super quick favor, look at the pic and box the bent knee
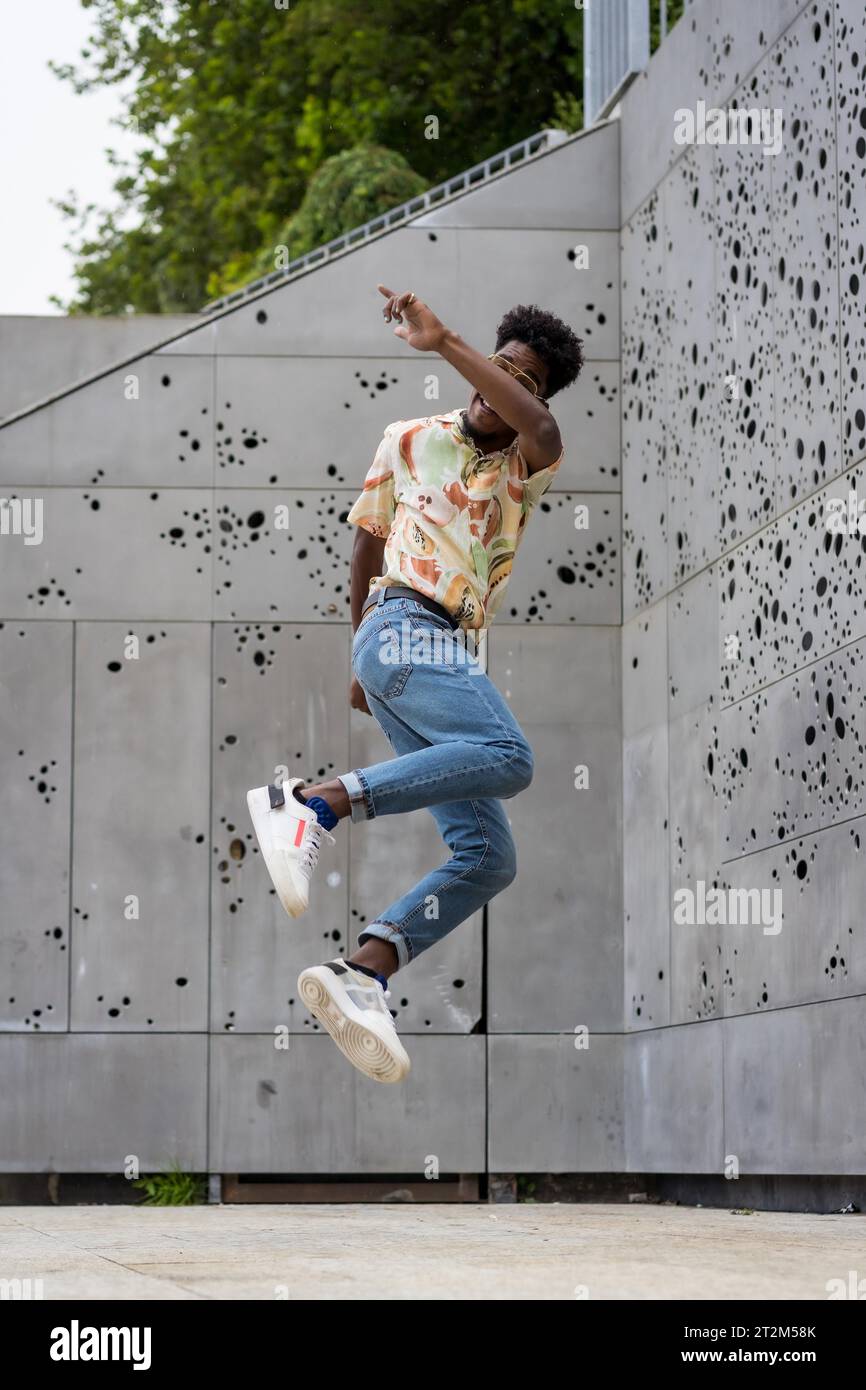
[454,835,516,889]
[501,740,534,797]
[486,838,517,888]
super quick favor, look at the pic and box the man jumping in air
[248,285,584,1083]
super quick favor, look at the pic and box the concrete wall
[3,0,857,1185]
[0,315,197,421]
[0,124,623,1175]
[621,0,866,1176]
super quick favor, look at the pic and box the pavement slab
[0,1204,862,1300]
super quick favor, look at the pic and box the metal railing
[204,128,569,313]
[584,0,692,126]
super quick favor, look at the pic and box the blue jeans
[340,592,534,968]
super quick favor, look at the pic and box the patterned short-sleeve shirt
[346,409,562,630]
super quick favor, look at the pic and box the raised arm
[377,285,562,471]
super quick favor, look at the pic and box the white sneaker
[246,779,335,919]
[297,959,411,1084]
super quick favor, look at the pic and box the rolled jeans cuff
[338,769,375,822]
[359,921,412,969]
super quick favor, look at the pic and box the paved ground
[1,1203,861,1299]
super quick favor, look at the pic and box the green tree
[209,144,428,301]
[52,0,583,314]
[650,0,686,53]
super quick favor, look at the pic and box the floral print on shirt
[346,409,562,630]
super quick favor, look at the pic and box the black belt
[360,584,459,630]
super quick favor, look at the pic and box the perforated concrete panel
[497,492,621,626]
[213,355,456,489]
[720,815,865,1015]
[664,145,717,585]
[212,355,619,495]
[835,0,866,466]
[0,622,72,1031]
[0,109,626,1176]
[0,489,214,621]
[211,489,354,623]
[669,565,720,718]
[719,462,866,707]
[618,0,808,223]
[5,0,861,1181]
[618,0,862,1184]
[446,231,620,362]
[71,624,210,1031]
[714,65,777,551]
[210,622,350,1034]
[210,231,619,364]
[621,190,667,618]
[721,638,866,857]
[770,5,842,509]
[208,229,618,362]
[623,598,669,738]
[211,230,461,357]
[567,363,621,490]
[487,627,622,1033]
[209,1034,485,1173]
[0,355,214,489]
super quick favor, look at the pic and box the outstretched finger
[377,284,396,319]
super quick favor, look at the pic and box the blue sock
[301,793,338,832]
[347,960,389,992]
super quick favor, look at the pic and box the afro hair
[495,304,584,397]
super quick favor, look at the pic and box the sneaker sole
[298,968,410,1084]
[246,786,307,919]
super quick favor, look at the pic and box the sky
[0,0,137,315]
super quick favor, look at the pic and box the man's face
[465,338,549,440]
